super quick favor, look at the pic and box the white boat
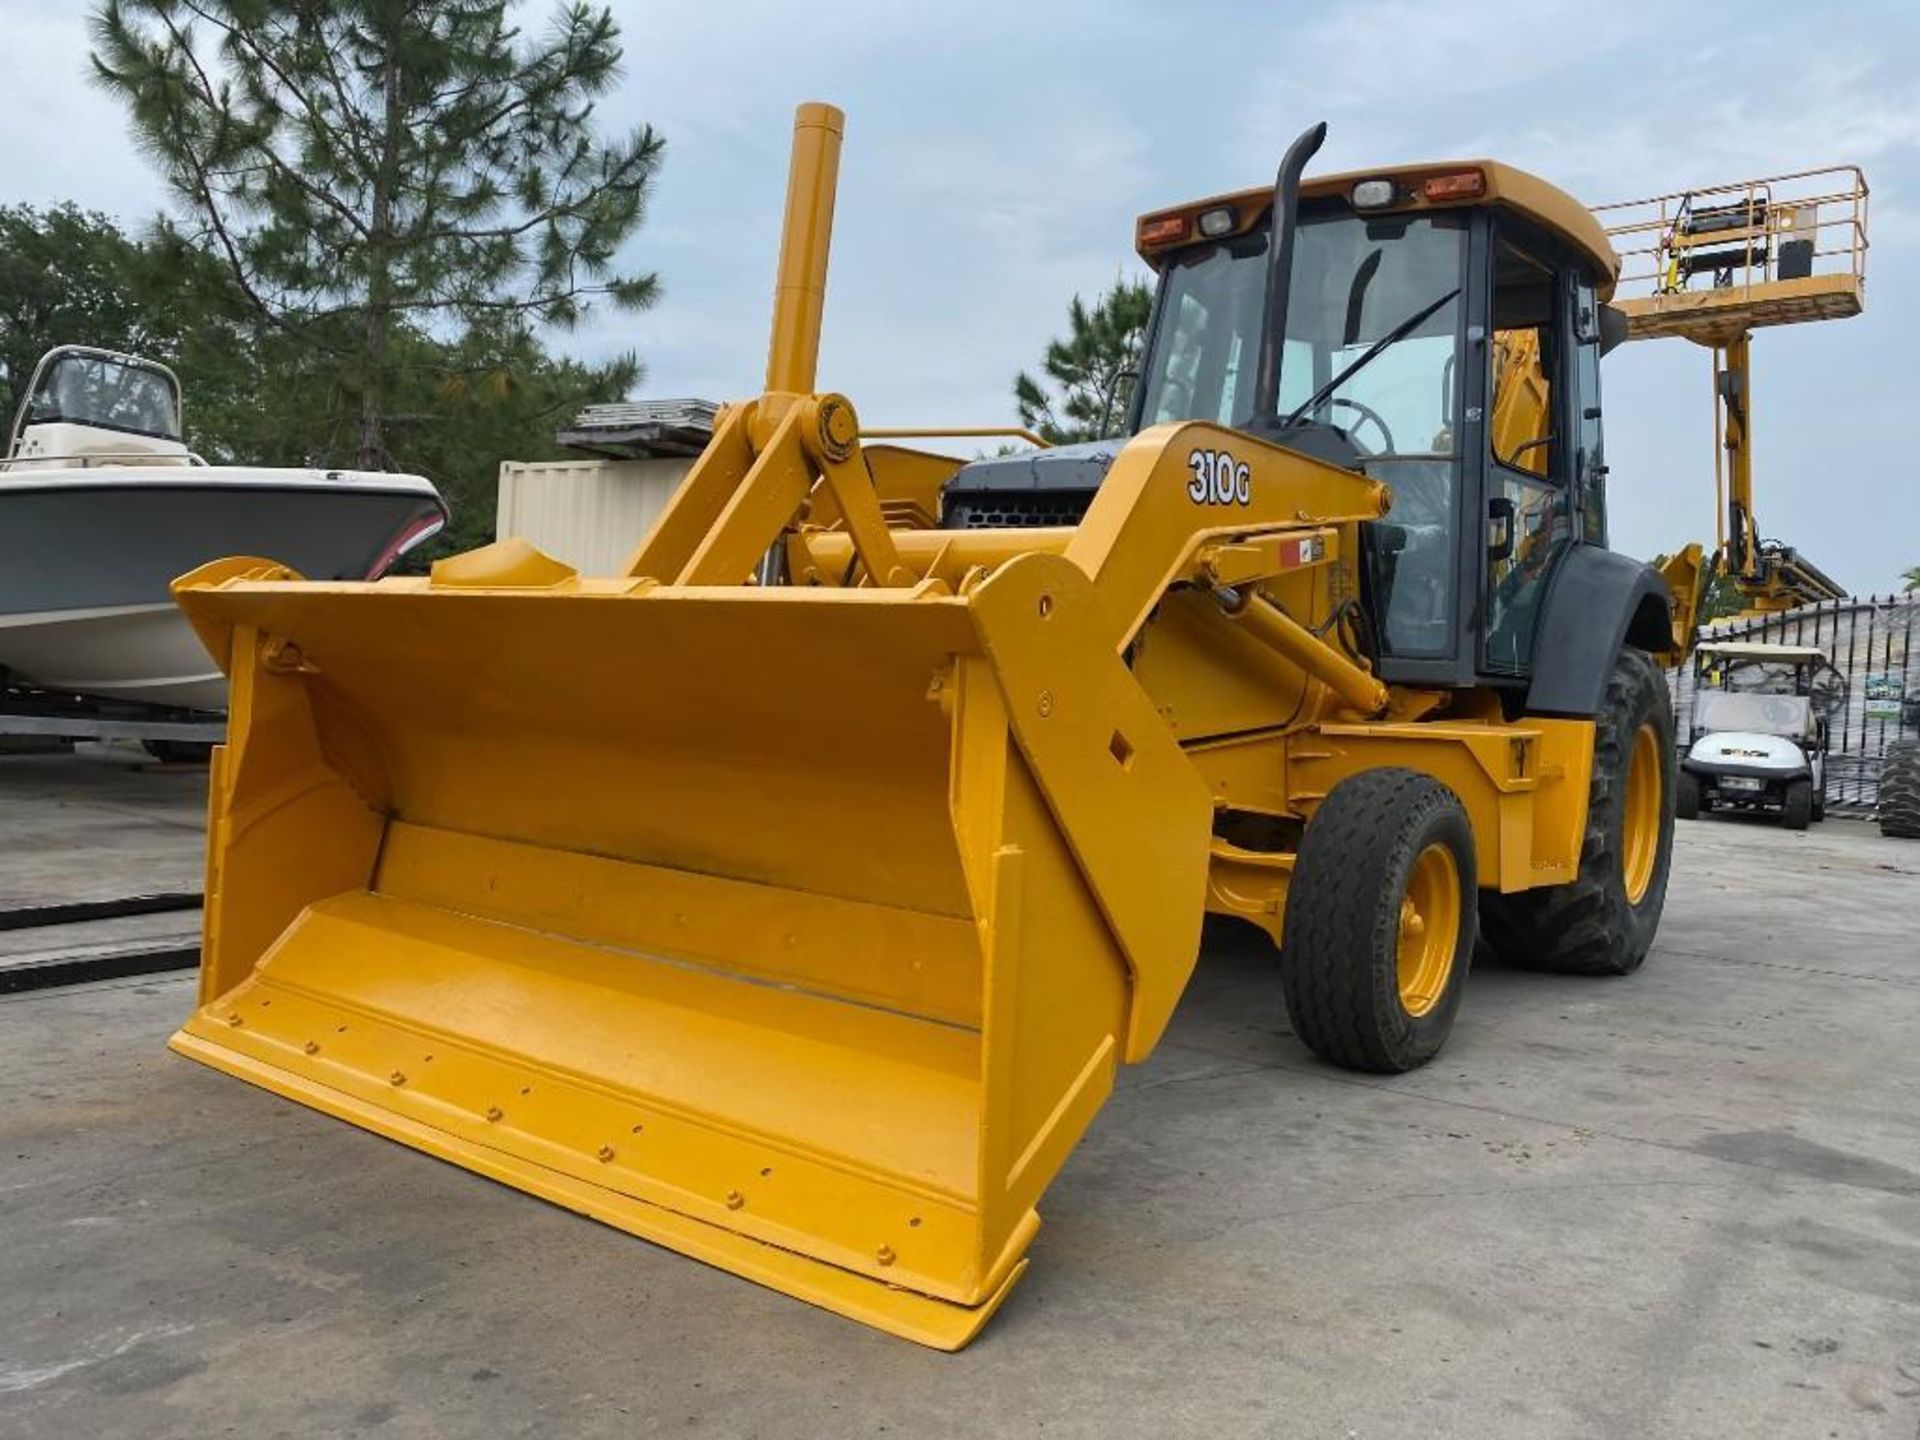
[0,346,447,711]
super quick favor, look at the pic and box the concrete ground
[0,742,205,908]
[0,744,205,984]
[2,776,1918,1437]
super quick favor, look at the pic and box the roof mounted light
[1197,205,1235,238]
[1351,179,1396,208]
[1422,170,1486,201]
[1139,213,1190,246]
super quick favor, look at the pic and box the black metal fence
[1668,595,1917,813]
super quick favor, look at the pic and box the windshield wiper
[1282,285,1462,430]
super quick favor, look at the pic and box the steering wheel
[1330,397,1396,456]
[1760,696,1801,729]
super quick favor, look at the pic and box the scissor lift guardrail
[1593,165,1868,345]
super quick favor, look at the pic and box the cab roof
[1135,159,1620,297]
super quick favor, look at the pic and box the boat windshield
[22,351,182,442]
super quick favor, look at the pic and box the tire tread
[1882,739,1920,839]
[1479,649,1675,976]
[1280,768,1475,1073]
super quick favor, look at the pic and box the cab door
[1481,233,1578,676]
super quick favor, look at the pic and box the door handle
[1487,496,1517,563]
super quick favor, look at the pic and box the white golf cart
[1678,641,1846,830]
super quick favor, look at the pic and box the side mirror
[1598,303,1630,356]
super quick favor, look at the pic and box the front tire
[1676,771,1701,820]
[1279,768,1477,1074]
[1781,778,1813,831]
[1480,648,1675,976]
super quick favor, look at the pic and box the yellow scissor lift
[1592,167,1869,635]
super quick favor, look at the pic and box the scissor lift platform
[1595,166,1868,346]
[1612,272,1863,345]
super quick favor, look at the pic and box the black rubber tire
[1479,648,1675,976]
[1676,771,1701,820]
[1882,739,1920,839]
[1279,768,1476,1074]
[1780,779,1813,831]
[1812,781,1827,823]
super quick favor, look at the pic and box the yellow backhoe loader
[168,105,1681,1349]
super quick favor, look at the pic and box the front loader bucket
[171,551,1212,1348]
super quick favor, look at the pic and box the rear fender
[1526,547,1675,717]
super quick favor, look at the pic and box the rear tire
[1882,740,1920,839]
[1279,768,1476,1074]
[1676,771,1701,820]
[1781,779,1813,831]
[1480,648,1675,976]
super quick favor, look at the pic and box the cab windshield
[1135,206,1467,656]
[1136,206,1465,454]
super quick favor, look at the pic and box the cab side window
[1482,232,1574,674]
[1490,237,1555,476]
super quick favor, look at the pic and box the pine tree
[1014,278,1152,445]
[90,0,662,471]
[0,201,633,560]
[0,203,261,450]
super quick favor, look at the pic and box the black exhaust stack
[1249,121,1328,432]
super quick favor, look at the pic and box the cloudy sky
[3,0,1916,589]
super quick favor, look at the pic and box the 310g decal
[1188,447,1251,506]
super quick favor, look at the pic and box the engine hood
[938,438,1121,530]
[941,439,1119,498]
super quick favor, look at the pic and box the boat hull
[0,601,226,710]
[0,470,445,711]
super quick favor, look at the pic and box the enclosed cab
[1126,159,1674,699]
[943,158,1672,705]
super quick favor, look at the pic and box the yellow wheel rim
[1622,721,1663,906]
[1397,842,1461,1019]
